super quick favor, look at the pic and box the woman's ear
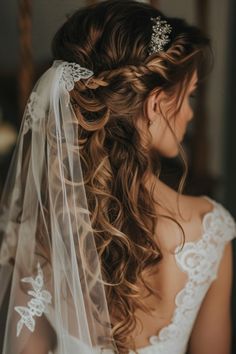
[146,90,166,125]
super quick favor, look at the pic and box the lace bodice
[127,195,236,354]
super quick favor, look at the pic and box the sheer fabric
[0,60,117,354]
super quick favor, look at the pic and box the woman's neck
[143,172,183,215]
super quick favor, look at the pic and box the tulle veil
[0,60,118,354]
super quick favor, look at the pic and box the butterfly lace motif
[146,198,236,350]
[59,62,94,92]
[14,262,52,337]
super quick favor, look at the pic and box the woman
[0,1,235,353]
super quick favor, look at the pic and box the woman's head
[51,1,212,352]
[52,0,212,160]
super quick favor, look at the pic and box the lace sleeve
[202,198,236,283]
[202,196,236,244]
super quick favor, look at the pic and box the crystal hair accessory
[148,16,172,55]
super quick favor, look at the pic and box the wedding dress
[44,195,236,354]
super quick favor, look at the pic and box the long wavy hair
[51,0,213,352]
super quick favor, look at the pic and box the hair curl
[52,0,213,352]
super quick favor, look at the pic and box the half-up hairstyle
[51,0,213,352]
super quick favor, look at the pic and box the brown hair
[52,0,213,352]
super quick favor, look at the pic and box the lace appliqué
[59,62,94,92]
[148,198,236,347]
[22,61,94,134]
[23,92,46,134]
[14,262,52,337]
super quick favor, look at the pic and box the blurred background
[0,0,235,352]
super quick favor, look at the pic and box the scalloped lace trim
[145,196,236,349]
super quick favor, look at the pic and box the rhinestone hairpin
[148,16,172,55]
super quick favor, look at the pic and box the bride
[0,1,235,353]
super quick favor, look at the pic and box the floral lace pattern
[15,262,52,337]
[134,197,236,354]
[59,62,94,91]
[22,61,94,134]
[23,92,46,134]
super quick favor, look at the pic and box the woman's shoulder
[179,193,236,246]
[154,191,236,254]
[182,193,215,223]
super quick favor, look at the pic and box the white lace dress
[126,196,236,354]
[15,196,236,354]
